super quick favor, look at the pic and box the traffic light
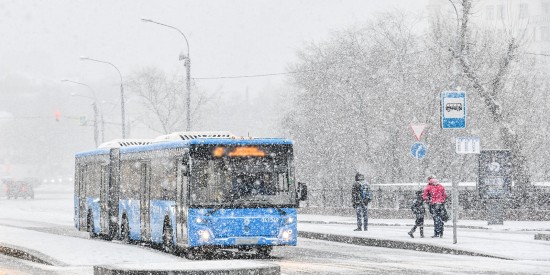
[54,111,61,122]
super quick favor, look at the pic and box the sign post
[409,122,427,189]
[454,136,480,244]
[440,90,468,244]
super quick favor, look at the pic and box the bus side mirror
[181,164,189,176]
[298,182,308,201]
[181,150,190,176]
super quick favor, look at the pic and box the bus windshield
[189,144,295,207]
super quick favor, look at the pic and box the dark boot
[408,231,414,238]
[420,227,424,238]
[354,227,362,231]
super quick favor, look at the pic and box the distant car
[5,181,34,199]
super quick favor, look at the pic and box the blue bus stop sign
[441,91,466,129]
[411,142,427,160]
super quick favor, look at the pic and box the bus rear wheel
[256,246,272,257]
[162,220,175,254]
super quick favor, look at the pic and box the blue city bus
[74,132,307,256]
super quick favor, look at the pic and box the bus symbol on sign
[445,103,463,112]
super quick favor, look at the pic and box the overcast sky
[0,0,428,94]
[0,0,431,151]
[2,0,432,176]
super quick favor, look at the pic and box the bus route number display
[213,146,266,157]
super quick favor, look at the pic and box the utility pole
[142,18,192,131]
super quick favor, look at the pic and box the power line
[524,52,550,57]
[193,69,316,80]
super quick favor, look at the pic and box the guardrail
[304,184,550,211]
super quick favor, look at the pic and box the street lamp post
[80,57,127,138]
[141,18,192,131]
[62,79,100,147]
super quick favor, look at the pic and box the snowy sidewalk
[297,214,550,261]
[0,225,278,274]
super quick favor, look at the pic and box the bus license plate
[235,237,259,245]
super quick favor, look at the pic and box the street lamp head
[80,56,89,60]
[141,18,153,23]
[61,79,69,82]
[179,52,188,61]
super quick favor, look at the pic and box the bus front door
[175,158,188,245]
[140,162,151,241]
[100,164,109,236]
[78,165,87,230]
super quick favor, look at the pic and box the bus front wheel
[162,220,175,254]
[120,216,130,243]
[87,211,97,238]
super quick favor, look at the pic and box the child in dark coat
[408,190,425,238]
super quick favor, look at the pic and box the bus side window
[178,157,188,202]
[190,159,211,203]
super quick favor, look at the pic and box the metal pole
[120,82,126,138]
[61,79,100,147]
[452,176,458,244]
[80,57,126,138]
[141,18,191,131]
[92,102,99,147]
[101,113,105,143]
[185,58,191,131]
[448,0,461,245]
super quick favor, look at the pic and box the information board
[478,150,512,199]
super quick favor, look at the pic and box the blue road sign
[411,142,427,160]
[441,91,466,129]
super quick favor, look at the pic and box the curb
[534,233,550,241]
[94,262,280,275]
[298,231,512,260]
[0,242,66,266]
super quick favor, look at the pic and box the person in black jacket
[408,190,425,238]
[351,173,371,231]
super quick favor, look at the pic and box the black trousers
[411,215,424,235]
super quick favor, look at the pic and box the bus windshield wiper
[206,205,222,216]
[207,197,286,216]
[256,198,286,215]
[206,195,238,216]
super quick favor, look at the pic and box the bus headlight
[282,229,293,241]
[195,217,208,224]
[198,230,211,242]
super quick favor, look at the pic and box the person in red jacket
[423,176,447,238]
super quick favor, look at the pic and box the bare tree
[127,67,185,134]
[450,0,531,189]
